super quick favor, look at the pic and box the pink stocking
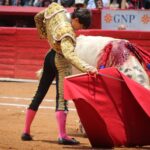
[23,109,36,134]
[56,111,71,140]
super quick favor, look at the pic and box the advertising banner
[101,9,150,31]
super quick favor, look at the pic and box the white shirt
[86,0,96,8]
[102,0,110,7]
[66,12,71,22]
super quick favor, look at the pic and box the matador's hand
[87,66,98,75]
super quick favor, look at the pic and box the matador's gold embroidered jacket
[34,2,93,73]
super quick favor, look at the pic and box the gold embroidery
[34,9,47,39]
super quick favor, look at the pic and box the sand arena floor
[0,81,149,150]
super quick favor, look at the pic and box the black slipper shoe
[21,133,32,141]
[58,137,80,145]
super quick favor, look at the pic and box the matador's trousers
[29,49,72,111]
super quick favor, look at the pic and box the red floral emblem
[104,14,112,23]
[141,14,150,24]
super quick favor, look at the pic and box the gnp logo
[104,13,136,24]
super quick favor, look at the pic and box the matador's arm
[61,37,96,73]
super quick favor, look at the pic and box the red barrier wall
[0,27,48,79]
[0,27,150,79]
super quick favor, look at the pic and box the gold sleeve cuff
[61,37,93,73]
